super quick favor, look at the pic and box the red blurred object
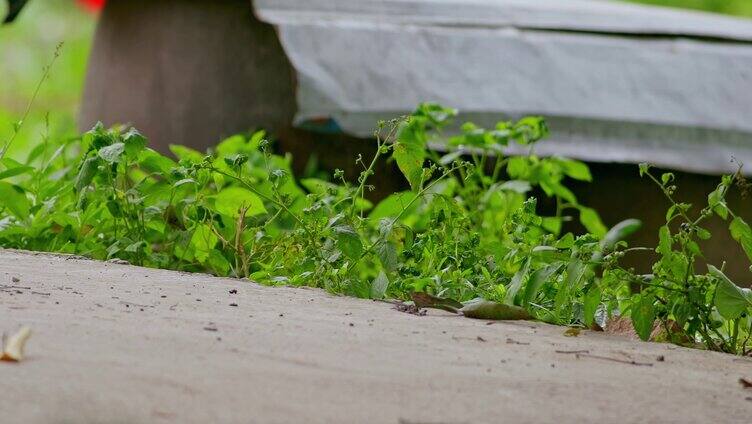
[77,0,105,12]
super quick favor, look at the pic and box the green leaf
[98,142,125,163]
[631,295,656,341]
[600,219,642,252]
[0,164,34,180]
[556,158,592,182]
[169,144,204,163]
[554,260,587,314]
[0,158,34,181]
[460,299,532,321]
[190,224,218,263]
[138,149,177,175]
[657,226,672,256]
[376,239,398,273]
[75,156,100,192]
[214,187,267,218]
[540,179,577,204]
[393,120,426,191]
[638,163,651,177]
[579,207,607,238]
[695,227,711,240]
[709,265,752,320]
[506,157,529,179]
[369,191,418,220]
[707,182,729,220]
[123,128,147,158]
[522,262,564,307]
[333,225,363,260]
[0,182,30,218]
[661,172,674,186]
[729,217,752,263]
[208,249,231,275]
[498,180,532,194]
[504,258,530,305]
[371,271,390,299]
[583,285,602,327]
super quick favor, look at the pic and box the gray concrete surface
[1,250,750,423]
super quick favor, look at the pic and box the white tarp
[255,0,752,174]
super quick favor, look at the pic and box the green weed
[0,104,749,354]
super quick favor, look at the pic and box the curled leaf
[460,299,532,321]
[1,327,31,362]
[410,292,463,313]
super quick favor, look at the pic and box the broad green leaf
[657,226,672,256]
[300,178,335,195]
[414,103,457,126]
[138,149,177,175]
[123,128,147,158]
[522,262,564,307]
[555,260,586,314]
[0,164,34,180]
[370,192,418,220]
[216,135,248,156]
[540,179,577,204]
[376,239,398,273]
[579,207,607,238]
[556,158,592,182]
[333,225,363,260]
[583,285,601,327]
[460,299,532,321]
[601,219,642,252]
[707,182,729,220]
[393,120,426,191]
[377,241,399,273]
[504,258,530,305]
[709,265,752,320]
[190,224,218,263]
[506,157,529,179]
[75,156,100,192]
[541,217,562,235]
[371,271,390,299]
[98,142,125,163]
[174,178,196,188]
[513,116,548,145]
[729,217,752,263]
[169,144,204,163]
[214,187,267,218]
[631,295,655,341]
[695,227,711,240]
[208,249,231,275]
[0,182,30,218]
[498,180,532,194]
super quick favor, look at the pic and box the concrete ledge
[1,250,750,423]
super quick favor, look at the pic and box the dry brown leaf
[1,326,32,362]
[563,327,581,337]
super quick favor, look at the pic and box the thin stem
[1,42,63,160]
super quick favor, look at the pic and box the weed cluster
[0,104,749,354]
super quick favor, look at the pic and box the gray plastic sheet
[255,0,752,174]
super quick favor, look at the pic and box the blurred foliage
[0,0,95,160]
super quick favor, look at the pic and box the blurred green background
[0,0,751,160]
